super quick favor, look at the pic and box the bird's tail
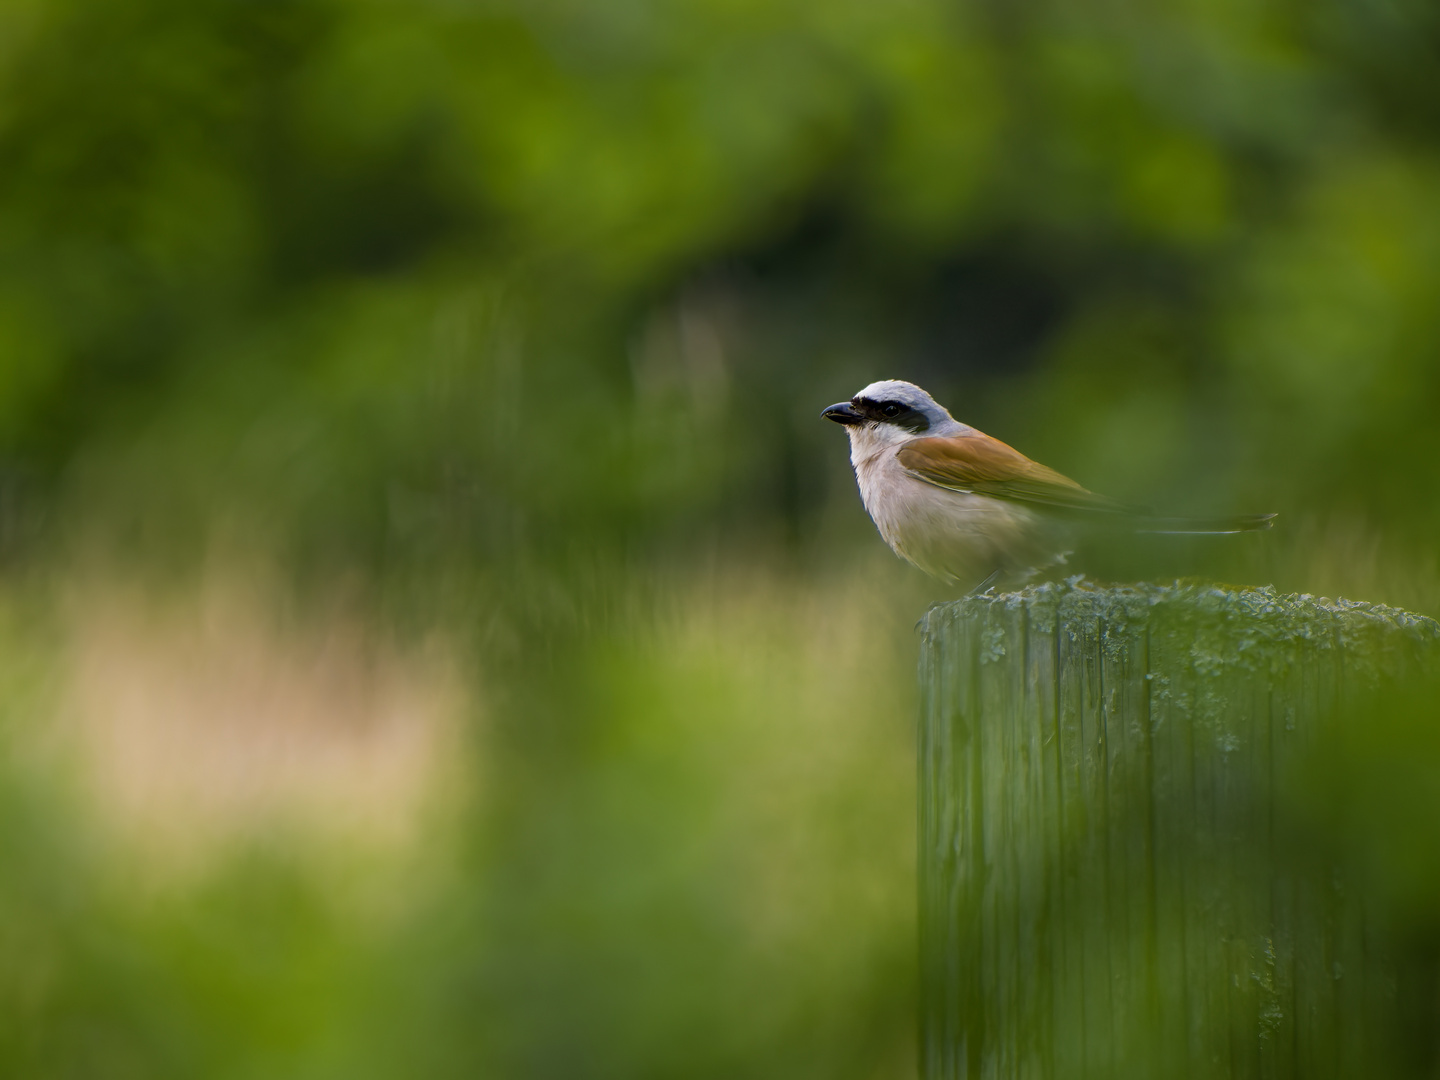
[1131,513,1277,535]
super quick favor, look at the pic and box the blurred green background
[0,0,1439,1076]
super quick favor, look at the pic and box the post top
[919,578,1440,667]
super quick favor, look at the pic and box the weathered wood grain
[918,581,1440,1080]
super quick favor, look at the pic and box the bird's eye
[882,403,903,418]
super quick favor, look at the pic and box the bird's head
[821,380,957,446]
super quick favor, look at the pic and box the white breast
[848,436,1067,586]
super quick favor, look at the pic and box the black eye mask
[854,398,931,433]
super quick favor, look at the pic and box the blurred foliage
[3,0,1440,587]
[0,0,1437,1076]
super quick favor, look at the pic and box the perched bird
[822,380,1274,590]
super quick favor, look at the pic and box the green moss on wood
[917,579,1440,1080]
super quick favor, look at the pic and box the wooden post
[917,580,1439,1080]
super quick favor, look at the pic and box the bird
[822,379,1275,591]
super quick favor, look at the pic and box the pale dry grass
[46,565,471,878]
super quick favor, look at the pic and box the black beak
[822,401,862,426]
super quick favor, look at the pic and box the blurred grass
[0,0,1437,1074]
[0,554,925,1079]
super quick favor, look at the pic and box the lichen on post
[917,580,1440,1080]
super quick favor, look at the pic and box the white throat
[846,422,917,466]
